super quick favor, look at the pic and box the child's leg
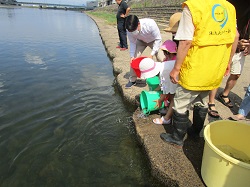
[163,94,175,120]
[152,94,175,125]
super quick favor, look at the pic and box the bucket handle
[142,108,150,116]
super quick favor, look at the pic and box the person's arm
[150,38,161,59]
[120,2,130,18]
[154,94,167,108]
[150,21,162,58]
[120,7,130,18]
[238,39,250,56]
[124,7,130,18]
[230,29,239,59]
[169,5,194,84]
[224,29,239,76]
[247,39,250,55]
[127,32,136,58]
[169,40,192,84]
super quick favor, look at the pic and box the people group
[115,0,250,147]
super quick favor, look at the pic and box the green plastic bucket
[146,76,160,91]
[140,90,164,115]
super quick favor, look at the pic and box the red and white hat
[131,57,161,79]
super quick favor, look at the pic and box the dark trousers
[117,20,128,48]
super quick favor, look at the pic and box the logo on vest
[212,4,228,29]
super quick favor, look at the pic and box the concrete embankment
[86,13,250,186]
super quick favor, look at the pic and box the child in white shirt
[130,40,178,124]
[152,40,177,125]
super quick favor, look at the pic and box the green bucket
[140,90,164,115]
[146,76,160,91]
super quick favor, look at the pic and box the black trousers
[117,19,128,48]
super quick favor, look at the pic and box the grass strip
[87,11,116,26]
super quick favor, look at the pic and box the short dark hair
[125,15,139,32]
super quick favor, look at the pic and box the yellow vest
[179,0,236,90]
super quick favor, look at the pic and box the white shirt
[175,6,195,41]
[127,18,162,57]
[159,60,177,94]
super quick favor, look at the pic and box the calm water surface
[0,7,161,186]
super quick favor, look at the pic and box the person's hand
[247,41,250,55]
[169,67,180,84]
[120,14,125,18]
[153,99,163,109]
[238,39,250,56]
[243,42,250,56]
[130,57,135,64]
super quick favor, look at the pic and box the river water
[0,7,161,186]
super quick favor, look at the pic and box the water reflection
[25,54,46,65]
[6,8,16,18]
[0,75,5,93]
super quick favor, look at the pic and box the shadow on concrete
[123,73,147,88]
[123,72,130,80]
[207,115,223,123]
[182,138,205,184]
[135,94,141,107]
[160,123,206,185]
[216,87,242,115]
[216,87,250,119]
[135,79,147,88]
[159,107,206,184]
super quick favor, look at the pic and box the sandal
[218,94,234,108]
[153,116,171,125]
[208,103,220,118]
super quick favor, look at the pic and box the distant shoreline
[0,5,20,8]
